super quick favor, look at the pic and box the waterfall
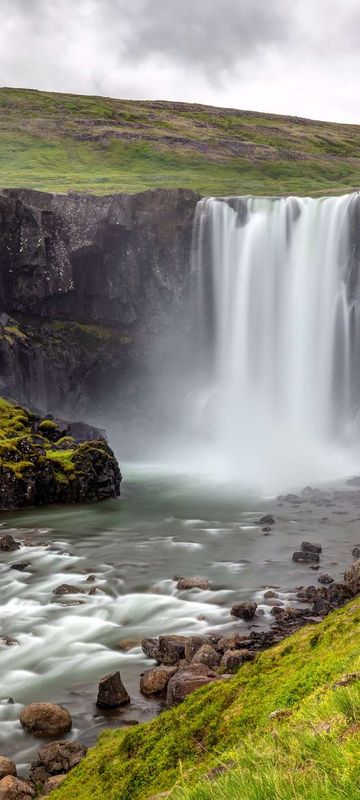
[188,193,360,491]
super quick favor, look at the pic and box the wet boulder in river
[53,584,85,596]
[11,562,31,572]
[96,671,130,708]
[176,576,210,590]
[184,635,210,662]
[230,601,257,620]
[140,665,178,696]
[158,635,188,665]
[0,535,20,552]
[20,703,72,737]
[318,573,334,585]
[292,551,319,564]
[301,541,322,554]
[255,514,275,525]
[141,638,161,662]
[29,740,87,786]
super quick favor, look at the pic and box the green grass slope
[1,87,360,196]
[52,596,360,800]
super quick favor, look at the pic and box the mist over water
[167,192,360,493]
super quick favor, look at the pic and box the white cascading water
[189,193,360,492]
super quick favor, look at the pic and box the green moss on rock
[0,396,121,510]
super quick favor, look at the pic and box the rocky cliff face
[0,188,199,416]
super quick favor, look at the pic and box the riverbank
[2,470,360,796]
[51,584,360,800]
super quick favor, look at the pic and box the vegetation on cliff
[51,595,360,800]
[0,396,121,509]
[1,88,360,196]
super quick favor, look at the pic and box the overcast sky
[0,0,359,123]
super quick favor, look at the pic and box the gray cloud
[116,0,289,70]
[0,0,359,123]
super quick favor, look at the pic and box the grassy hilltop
[1,87,360,196]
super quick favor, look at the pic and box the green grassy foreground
[52,595,360,800]
[1,87,360,196]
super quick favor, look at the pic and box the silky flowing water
[3,470,360,773]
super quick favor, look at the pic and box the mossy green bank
[1,87,360,196]
[51,595,360,800]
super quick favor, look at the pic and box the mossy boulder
[0,397,121,510]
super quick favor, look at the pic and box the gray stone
[96,671,130,708]
[192,644,221,670]
[158,635,188,665]
[140,666,178,696]
[301,541,322,554]
[230,601,257,620]
[184,636,209,662]
[292,551,320,564]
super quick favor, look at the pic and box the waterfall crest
[189,193,360,491]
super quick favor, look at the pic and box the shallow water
[1,466,360,773]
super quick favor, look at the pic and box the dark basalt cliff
[0,187,199,416]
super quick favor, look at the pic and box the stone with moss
[0,396,121,510]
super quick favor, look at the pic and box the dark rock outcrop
[0,188,199,416]
[0,397,121,510]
